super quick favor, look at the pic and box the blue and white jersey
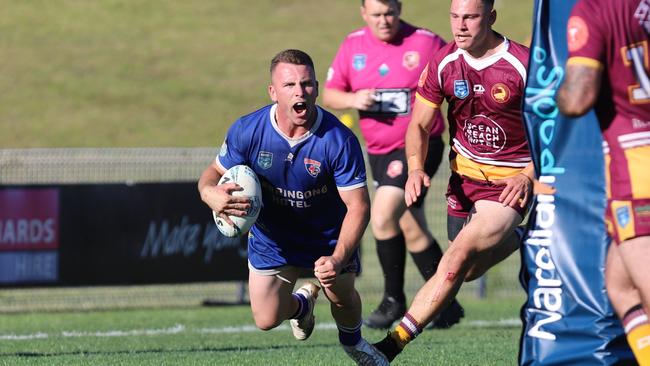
[216,104,367,269]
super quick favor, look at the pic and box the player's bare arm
[557,62,602,117]
[404,98,438,206]
[197,162,249,224]
[314,186,370,288]
[322,87,377,111]
[494,162,535,208]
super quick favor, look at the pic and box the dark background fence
[0,147,523,311]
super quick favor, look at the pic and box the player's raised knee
[252,313,282,331]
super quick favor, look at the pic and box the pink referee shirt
[326,21,446,155]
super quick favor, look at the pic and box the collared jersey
[326,21,446,154]
[216,104,367,269]
[416,37,531,181]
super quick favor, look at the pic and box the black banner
[0,183,248,286]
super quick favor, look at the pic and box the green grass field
[0,295,523,366]
[0,0,533,147]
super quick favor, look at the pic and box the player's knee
[327,289,359,310]
[329,294,353,309]
[401,222,429,246]
[252,312,281,331]
[444,245,476,279]
[372,200,402,228]
[371,211,396,233]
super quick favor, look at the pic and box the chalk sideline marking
[0,318,520,341]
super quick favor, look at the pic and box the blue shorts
[247,231,361,274]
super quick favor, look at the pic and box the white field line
[0,318,520,341]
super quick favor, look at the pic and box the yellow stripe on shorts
[624,145,650,198]
[451,153,524,181]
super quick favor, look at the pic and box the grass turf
[0,295,523,365]
[0,0,533,148]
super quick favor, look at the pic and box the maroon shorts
[604,139,650,243]
[606,199,650,244]
[445,171,528,219]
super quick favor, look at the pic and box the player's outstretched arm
[557,63,602,117]
[404,98,438,206]
[314,186,370,288]
[322,87,377,111]
[197,162,249,225]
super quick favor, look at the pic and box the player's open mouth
[293,102,307,115]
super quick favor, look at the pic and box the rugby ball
[213,165,262,237]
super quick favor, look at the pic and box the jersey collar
[458,35,510,71]
[269,103,323,148]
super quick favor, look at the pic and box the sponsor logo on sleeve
[567,16,589,52]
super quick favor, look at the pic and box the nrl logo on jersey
[353,54,367,71]
[616,205,631,228]
[304,158,321,178]
[257,151,273,170]
[454,80,469,99]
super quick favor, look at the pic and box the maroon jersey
[416,37,530,181]
[567,0,650,139]
[568,0,650,242]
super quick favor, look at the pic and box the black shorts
[367,136,444,207]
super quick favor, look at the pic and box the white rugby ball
[213,165,262,237]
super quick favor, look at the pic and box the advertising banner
[0,188,59,283]
[0,184,248,286]
[519,0,633,364]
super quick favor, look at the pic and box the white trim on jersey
[437,37,527,84]
[269,104,323,148]
[215,156,226,173]
[337,181,367,191]
[453,138,531,167]
[602,141,610,155]
[437,49,463,88]
[618,131,650,149]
